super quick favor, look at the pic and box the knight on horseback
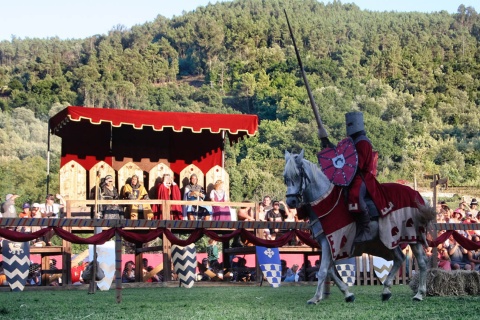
[319,111,393,243]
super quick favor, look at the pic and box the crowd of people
[432,198,480,271]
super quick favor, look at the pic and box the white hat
[6,194,13,201]
[32,203,40,208]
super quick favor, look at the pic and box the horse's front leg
[410,243,427,301]
[328,264,355,302]
[382,247,405,301]
[308,235,331,305]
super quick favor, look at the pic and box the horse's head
[284,150,308,209]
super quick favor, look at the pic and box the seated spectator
[280,259,288,281]
[197,258,212,281]
[265,200,287,239]
[145,266,160,282]
[39,194,66,245]
[469,198,479,217]
[18,203,32,233]
[437,243,451,271]
[121,174,153,220]
[284,264,300,282]
[0,262,6,285]
[231,257,253,282]
[19,202,31,218]
[122,261,135,283]
[27,263,41,285]
[447,237,473,270]
[468,235,480,271]
[210,180,230,221]
[183,174,208,221]
[450,209,463,223]
[155,174,182,220]
[237,202,255,221]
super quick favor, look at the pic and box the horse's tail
[416,200,437,226]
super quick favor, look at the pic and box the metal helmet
[345,111,364,136]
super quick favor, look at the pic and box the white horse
[283,150,436,304]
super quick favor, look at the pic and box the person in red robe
[154,174,182,220]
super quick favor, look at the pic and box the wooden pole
[89,172,101,294]
[115,230,122,303]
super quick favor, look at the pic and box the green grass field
[0,284,477,320]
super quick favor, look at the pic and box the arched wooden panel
[118,162,144,194]
[180,164,204,191]
[205,165,229,199]
[60,160,87,200]
[148,163,174,191]
[89,161,115,190]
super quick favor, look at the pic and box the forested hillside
[0,0,479,205]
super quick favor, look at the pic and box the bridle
[285,158,311,206]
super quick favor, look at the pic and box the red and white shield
[317,137,358,186]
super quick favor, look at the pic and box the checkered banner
[2,240,30,291]
[256,246,281,287]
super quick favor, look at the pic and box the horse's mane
[284,152,332,202]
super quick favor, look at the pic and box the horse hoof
[345,295,355,303]
[307,300,318,305]
[381,293,392,301]
[412,296,423,302]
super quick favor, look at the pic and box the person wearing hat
[470,199,478,217]
[450,209,463,223]
[19,202,31,218]
[1,193,19,218]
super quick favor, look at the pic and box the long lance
[284,9,328,139]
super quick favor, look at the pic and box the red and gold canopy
[49,106,258,173]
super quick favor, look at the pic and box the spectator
[122,261,135,283]
[39,194,65,218]
[2,194,19,218]
[155,174,182,220]
[27,263,41,285]
[447,236,473,270]
[210,180,230,221]
[284,264,300,282]
[436,243,451,271]
[265,200,287,239]
[468,235,480,271]
[280,259,288,281]
[237,202,255,221]
[183,173,208,221]
[206,238,220,271]
[450,209,463,223]
[0,261,6,285]
[145,266,160,282]
[39,194,66,245]
[96,176,122,219]
[19,202,31,218]
[469,198,478,217]
[122,174,153,220]
[49,259,61,286]
[262,196,272,212]
[18,203,32,233]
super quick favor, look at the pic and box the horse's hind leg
[382,247,405,301]
[328,264,355,302]
[410,243,427,301]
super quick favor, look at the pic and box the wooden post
[115,230,122,304]
[162,200,172,282]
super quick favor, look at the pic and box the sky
[0,1,477,42]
